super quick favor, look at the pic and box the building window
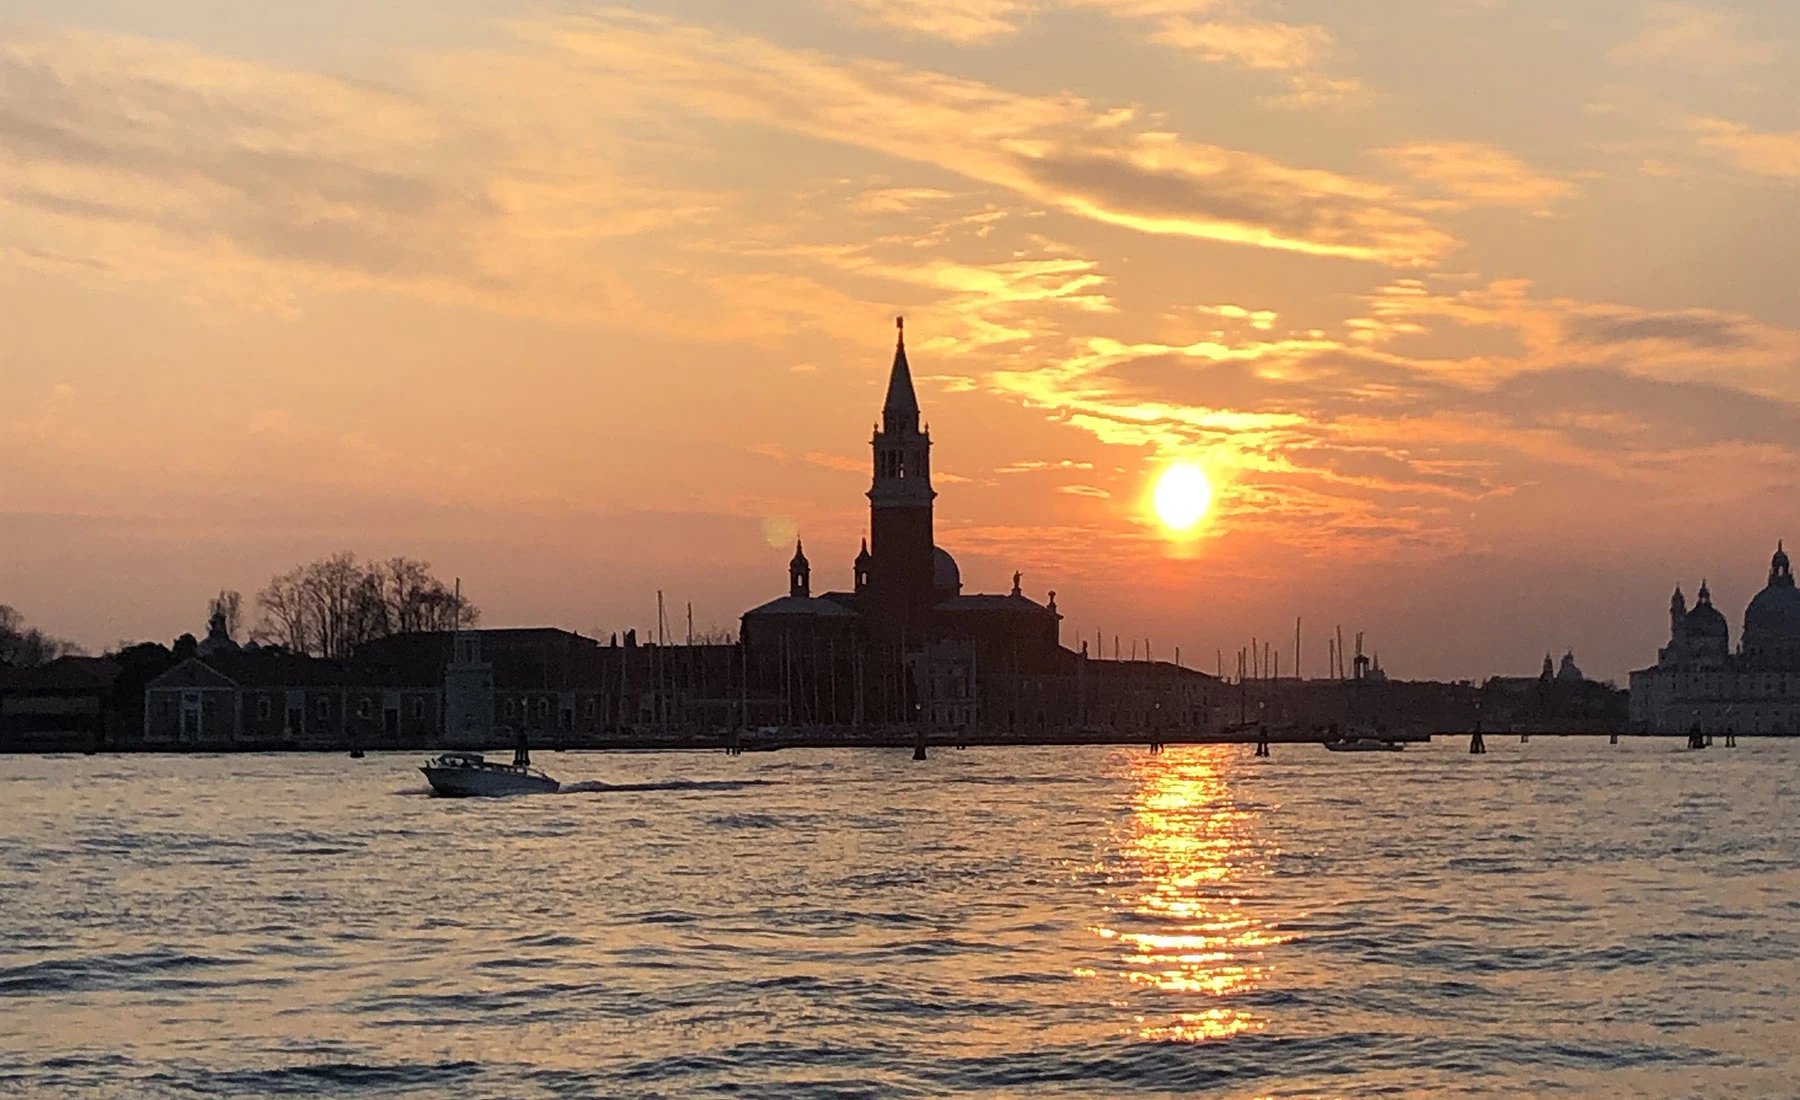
[536,698,549,719]
[316,697,329,719]
[504,699,515,718]
[583,698,595,718]
[257,697,272,721]
[356,698,372,719]
[412,697,425,719]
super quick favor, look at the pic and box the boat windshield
[435,752,485,766]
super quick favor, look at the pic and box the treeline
[2,553,477,670]
[250,553,479,659]
[0,605,84,668]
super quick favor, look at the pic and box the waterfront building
[143,649,441,747]
[1629,542,1800,734]
[741,320,1218,732]
[0,656,119,751]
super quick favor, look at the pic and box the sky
[2,0,1796,682]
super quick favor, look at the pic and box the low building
[0,657,120,751]
[143,649,440,749]
[1629,542,1800,735]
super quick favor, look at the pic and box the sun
[1152,463,1213,532]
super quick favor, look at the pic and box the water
[2,739,1797,1098]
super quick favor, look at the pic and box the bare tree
[362,557,478,634]
[206,590,243,640]
[253,566,312,653]
[252,554,478,658]
[0,605,85,667]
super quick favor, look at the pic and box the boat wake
[558,779,772,795]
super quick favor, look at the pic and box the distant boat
[1323,736,1404,753]
[420,751,560,796]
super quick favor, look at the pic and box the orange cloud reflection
[1097,747,1292,1042]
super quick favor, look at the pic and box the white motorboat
[1322,737,1404,753]
[420,751,560,797]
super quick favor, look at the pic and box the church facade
[1628,542,1800,734]
[740,320,1218,733]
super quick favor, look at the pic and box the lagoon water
[2,739,1798,1098]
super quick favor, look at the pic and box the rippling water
[3,739,1797,1098]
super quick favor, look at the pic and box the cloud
[527,12,1450,264]
[977,274,1800,556]
[1376,142,1575,210]
[855,186,954,212]
[1063,1,1364,106]
[0,25,718,324]
[1609,3,1781,72]
[1686,117,1800,179]
[1146,15,1363,105]
[1357,278,1800,394]
[815,0,1032,42]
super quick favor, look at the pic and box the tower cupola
[789,540,811,599]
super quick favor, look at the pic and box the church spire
[882,315,920,434]
[789,539,810,599]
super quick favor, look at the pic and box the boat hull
[420,766,560,797]
[1323,740,1404,753]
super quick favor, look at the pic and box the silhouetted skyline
[2,2,1796,684]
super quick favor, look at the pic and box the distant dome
[1745,586,1800,638]
[933,547,961,594]
[1686,595,1728,638]
[1743,542,1800,667]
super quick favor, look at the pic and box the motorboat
[420,750,560,797]
[1323,737,1404,753]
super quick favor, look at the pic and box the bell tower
[867,317,936,635]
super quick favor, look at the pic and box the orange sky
[2,1,1796,682]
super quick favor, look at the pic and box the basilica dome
[933,546,961,596]
[1743,542,1799,662]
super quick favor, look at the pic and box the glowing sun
[1153,463,1213,532]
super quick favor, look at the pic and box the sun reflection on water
[1095,747,1291,1042]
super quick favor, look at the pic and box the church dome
[1685,601,1728,636]
[1685,581,1728,637]
[1744,542,1800,653]
[1745,586,1800,636]
[933,546,961,595]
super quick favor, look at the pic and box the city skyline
[4,1,1797,683]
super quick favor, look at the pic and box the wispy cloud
[0,25,721,324]
[1609,3,1781,72]
[1686,116,1800,179]
[815,0,1032,42]
[1377,142,1575,211]
[1145,15,1363,105]
[527,12,1449,264]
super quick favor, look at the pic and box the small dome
[933,547,961,594]
[1685,601,1728,637]
[1556,651,1584,682]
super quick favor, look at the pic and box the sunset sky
[3,0,1796,682]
